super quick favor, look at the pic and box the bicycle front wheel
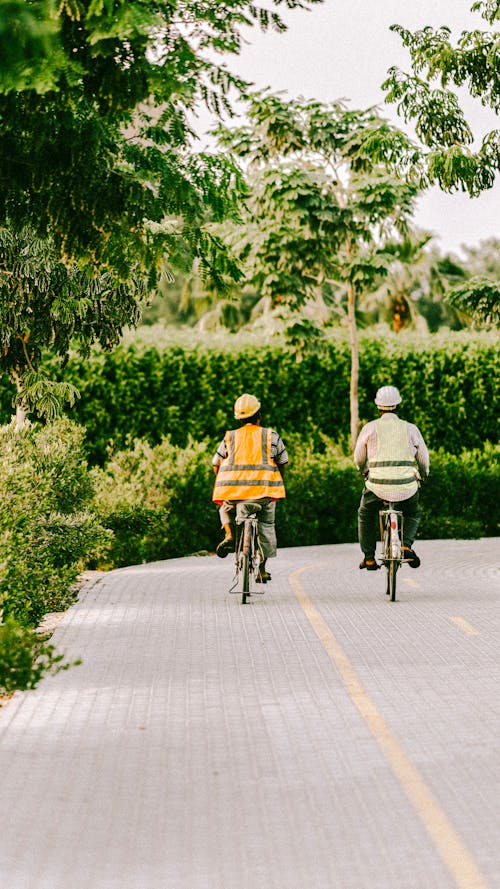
[386,560,398,602]
[241,553,250,604]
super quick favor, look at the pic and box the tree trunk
[15,404,27,429]
[11,371,26,429]
[347,279,359,450]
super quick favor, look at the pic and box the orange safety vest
[212,425,286,504]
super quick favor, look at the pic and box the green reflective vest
[366,415,418,499]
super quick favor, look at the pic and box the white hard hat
[374,385,402,409]
[234,393,261,419]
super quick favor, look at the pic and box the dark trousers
[358,488,420,557]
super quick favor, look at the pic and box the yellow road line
[449,616,480,636]
[290,565,490,889]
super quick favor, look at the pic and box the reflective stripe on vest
[365,415,418,499]
[212,425,286,502]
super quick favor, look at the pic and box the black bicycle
[230,504,265,605]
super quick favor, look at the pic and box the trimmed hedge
[91,435,499,568]
[0,333,496,464]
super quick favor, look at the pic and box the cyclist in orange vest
[354,385,430,570]
[212,394,288,582]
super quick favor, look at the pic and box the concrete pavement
[0,539,499,889]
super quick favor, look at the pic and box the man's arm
[212,436,228,475]
[353,425,370,473]
[410,425,430,478]
[272,432,288,480]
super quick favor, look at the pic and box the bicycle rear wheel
[386,560,398,601]
[241,521,252,604]
[241,553,250,604]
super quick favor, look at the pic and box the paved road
[0,539,499,889]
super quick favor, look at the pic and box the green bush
[91,433,498,568]
[0,616,77,694]
[91,436,215,565]
[277,434,360,547]
[420,444,499,539]
[0,418,111,625]
[1,331,495,465]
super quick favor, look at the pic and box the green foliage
[17,333,496,465]
[91,436,215,564]
[421,444,500,538]
[0,1,62,95]
[216,94,422,311]
[11,372,79,422]
[144,237,498,336]
[0,0,321,276]
[90,432,499,569]
[0,225,148,417]
[446,277,500,326]
[0,418,111,625]
[383,4,500,195]
[215,92,426,444]
[461,238,500,279]
[0,227,147,360]
[357,335,499,454]
[0,616,76,695]
[362,235,470,333]
[277,435,360,546]
[471,1,500,25]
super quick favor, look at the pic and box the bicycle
[229,503,266,605]
[370,470,422,602]
[378,502,410,601]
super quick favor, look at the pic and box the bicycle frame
[379,503,404,601]
[379,504,403,560]
[230,505,265,604]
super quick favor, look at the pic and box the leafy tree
[446,278,500,326]
[141,260,262,332]
[0,0,321,278]
[0,2,323,419]
[445,238,500,325]
[216,93,422,445]
[383,0,500,196]
[364,235,471,333]
[0,227,149,422]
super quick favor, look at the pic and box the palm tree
[363,233,469,332]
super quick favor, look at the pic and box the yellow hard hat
[234,393,261,419]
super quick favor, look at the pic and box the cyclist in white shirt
[354,385,430,571]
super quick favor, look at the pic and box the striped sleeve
[408,424,430,478]
[272,431,288,465]
[212,438,228,466]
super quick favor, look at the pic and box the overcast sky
[199,0,499,257]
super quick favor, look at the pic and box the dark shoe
[402,546,420,568]
[256,570,271,584]
[216,535,234,558]
[359,556,379,571]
